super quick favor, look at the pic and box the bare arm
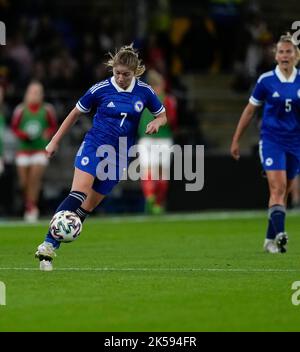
[46,107,82,157]
[230,103,258,160]
[145,111,167,134]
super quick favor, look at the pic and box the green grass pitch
[1,211,300,332]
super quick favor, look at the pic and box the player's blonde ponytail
[106,44,145,77]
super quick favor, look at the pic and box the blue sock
[75,206,91,223]
[45,191,87,248]
[268,204,286,236]
[266,219,276,239]
[55,191,87,213]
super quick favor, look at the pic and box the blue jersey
[76,76,165,148]
[250,66,300,145]
[74,76,165,195]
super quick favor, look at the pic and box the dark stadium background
[0,0,297,216]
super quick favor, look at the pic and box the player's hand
[45,140,59,158]
[145,119,161,134]
[230,140,240,160]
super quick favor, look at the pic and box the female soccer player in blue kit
[231,33,300,253]
[35,45,167,270]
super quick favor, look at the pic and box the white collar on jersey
[111,76,136,93]
[275,65,297,83]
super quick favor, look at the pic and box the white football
[49,210,82,242]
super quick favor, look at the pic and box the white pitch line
[1,209,300,228]
[0,267,299,273]
[1,209,300,227]
[0,211,271,227]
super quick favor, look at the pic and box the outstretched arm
[46,107,82,158]
[230,103,258,160]
[145,112,167,134]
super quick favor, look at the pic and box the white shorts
[137,137,173,176]
[16,152,49,167]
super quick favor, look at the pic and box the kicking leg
[36,168,95,270]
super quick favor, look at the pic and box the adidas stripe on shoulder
[257,71,274,84]
[90,80,110,94]
[137,80,155,94]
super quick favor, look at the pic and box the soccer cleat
[39,259,53,271]
[35,242,56,271]
[275,232,288,253]
[263,239,279,253]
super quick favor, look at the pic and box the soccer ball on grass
[49,210,82,242]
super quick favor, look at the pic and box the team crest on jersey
[134,101,144,112]
[297,89,300,98]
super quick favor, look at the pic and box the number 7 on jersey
[120,112,127,127]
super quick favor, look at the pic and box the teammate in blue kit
[231,33,300,253]
[35,45,167,270]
